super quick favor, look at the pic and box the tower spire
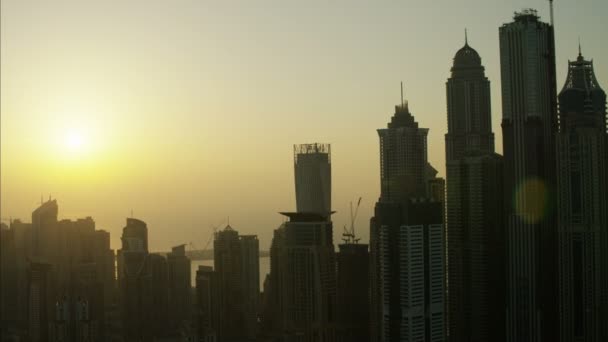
[400,82,404,107]
[578,37,582,57]
[465,28,468,45]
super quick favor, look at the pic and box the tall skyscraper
[239,235,260,338]
[445,36,505,342]
[272,212,338,341]
[213,225,259,341]
[370,98,445,342]
[195,265,221,342]
[556,48,608,342]
[294,143,332,214]
[117,218,169,340]
[499,9,559,342]
[263,143,337,341]
[167,244,192,334]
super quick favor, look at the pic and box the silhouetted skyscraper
[445,37,505,342]
[273,212,338,341]
[195,265,220,342]
[294,143,332,214]
[214,225,259,341]
[370,98,445,342]
[167,244,192,335]
[556,49,608,342]
[499,9,559,342]
[117,218,169,340]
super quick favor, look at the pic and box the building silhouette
[556,48,608,341]
[195,265,221,342]
[499,9,559,342]
[336,242,369,342]
[213,225,260,341]
[294,143,332,214]
[167,244,192,335]
[262,143,337,342]
[117,218,169,340]
[369,98,445,342]
[445,36,505,342]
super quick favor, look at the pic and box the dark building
[271,212,338,342]
[167,244,192,335]
[336,243,369,342]
[445,36,505,342]
[0,223,19,339]
[214,225,259,341]
[195,265,221,342]
[294,143,332,214]
[117,218,169,340]
[499,9,559,342]
[26,262,53,342]
[556,48,608,342]
[369,97,445,342]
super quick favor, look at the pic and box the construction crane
[342,197,362,244]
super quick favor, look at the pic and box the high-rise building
[556,48,608,342]
[239,235,260,338]
[195,265,221,342]
[445,37,505,342]
[273,212,338,342]
[294,143,332,214]
[213,225,259,341]
[336,242,369,342]
[167,244,192,334]
[370,98,445,342]
[26,262,52,342]
[499,9,559,342]
[117,218,169,340]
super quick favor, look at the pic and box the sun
[63,129,88,156]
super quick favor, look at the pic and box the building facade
[445,38,505,342]
[556,49,608,342]
[499,9,559,342]
[336,243,369,342]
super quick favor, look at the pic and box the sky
[1,0,607,252]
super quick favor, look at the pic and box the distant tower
[556,49,608,342]
[499,9,559,342]
[445,35,505,342]
[213,225,260,340]
[370,95,445,342]
[167,244,192,334]
[294,143,332,214]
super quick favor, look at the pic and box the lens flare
[514,178,549,224]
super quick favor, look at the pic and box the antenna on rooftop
[465,28,468,45]
[400,82,404,107]
[549,0,555,27]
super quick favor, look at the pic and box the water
[191,256,270,288]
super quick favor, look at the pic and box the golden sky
[2,0,607,251]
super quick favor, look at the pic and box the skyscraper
[195,265,221,342]
[273,212,338,341]
[213,225,259,341]
[556,48,608,342]
[167,244,192,335]
[445,36,505,342]
[336,242,369,342]
[294,143,332,214]
[370,98,445,342]
[499,9,559,342]
[117,218,169,340]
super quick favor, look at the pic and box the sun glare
[63,129,88,156]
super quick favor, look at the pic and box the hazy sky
[2,0,607,251]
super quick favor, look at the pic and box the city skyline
[2,0,608,253]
